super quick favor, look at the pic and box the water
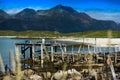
[0,37,117,71]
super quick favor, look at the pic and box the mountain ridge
[0,5,119,33]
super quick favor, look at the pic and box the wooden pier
[15,39,120,79]
[15,40,67,68]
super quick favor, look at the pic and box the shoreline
[1,36,120,47]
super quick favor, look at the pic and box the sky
[0,0,120,23]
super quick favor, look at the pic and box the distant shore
[55,38,120,47]
[0,30,120,38]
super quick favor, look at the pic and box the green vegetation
[0,30,120,38]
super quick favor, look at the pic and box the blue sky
[1,0,120,11]
[0,0,120,22]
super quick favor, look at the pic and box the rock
[67,69,82,80]
[30,74,43,80]
[90,69,97,76]
[24,69,34,76]
[90,69,98,80]
[51,70,67,80]
[67,68,81,75]
[51,69,82,80]
[42,72,51,79]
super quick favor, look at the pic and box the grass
[0,54,5,73]
[0,30,120,38]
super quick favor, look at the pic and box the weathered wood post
[30,46,32,59]
[115,46,117,63]
[32,45,35,61]
[64,46,67,53]
[83,38,85,54]
[78,45,81,53]
[64,45,67,60]
[41,44,44,68]
[21,45,25,59]
[59,44,64,61]
[72,45,74,62]
[94,45,96,53]
[94,38,96,54]
[88,44,90,53]
[77,45,81,60]
[51,46,54,62]
[67,54,69,63]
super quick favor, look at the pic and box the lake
[0,37,117,71]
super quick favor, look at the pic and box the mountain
[15,8,37,20]
[0,9,10,22]
[0,5,119,33]
[49,5,77,14]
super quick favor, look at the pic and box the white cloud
[5,8,24,14]
[5,6,49,15]
[85,11,120,23]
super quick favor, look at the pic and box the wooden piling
[115,47,117,64]
[15,45,21,80]
[32,45,35,61]
[78,45,81,53]
[41,44,44,68]
[64,46,66,53]
[21,45,25,59]
[88,45,90,53]
[72,45,75,62]
[59,44,64,61]
[51,46,54,62]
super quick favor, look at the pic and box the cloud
[85,11,120,23]
[5,8,23,14]
[78,8,120,23]
[5,7,49,14]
